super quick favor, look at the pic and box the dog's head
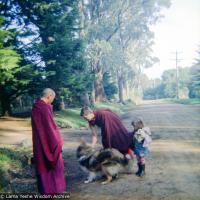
[76,139,93,159]
[76,139,95,169]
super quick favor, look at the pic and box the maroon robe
[31,99,66,194]
[90,109,132,154]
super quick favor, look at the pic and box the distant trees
[103,72,118,100]
[143,48,200,100]
[143,78,163,100]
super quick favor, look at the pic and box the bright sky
[144,0,200,79]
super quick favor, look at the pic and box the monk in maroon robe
[31,88,66,194]
[80,107,132,154]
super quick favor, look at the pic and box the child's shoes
[135,163,145,177]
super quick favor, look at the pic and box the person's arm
[89,124,98,148]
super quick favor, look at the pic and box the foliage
[0,148,23,192]
[55,108,87,129]
[94,101,135,114]
[144,84,165,100]
[170,98,200,105]
[0,0,172,114]
[144,67,192,100]
[82,0,170,102]
[188,51,200,98]
[103,72,118,100]
[0,15,34,115]
[0,0,90,113]
[0,16,21,85]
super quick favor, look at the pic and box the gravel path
[1,102,200,200]
[63,102,200,200]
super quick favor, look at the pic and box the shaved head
[41,88,56,104]
[41,88,55,98]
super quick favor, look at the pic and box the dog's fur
[76,140,134,184]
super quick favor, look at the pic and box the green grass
[0,148,22,169]
[94,102,123,114]
[55,108,87,129]
[55,101,135,129]
[169,98,200,105]
[94,101,135,113]
[0,148,23,192]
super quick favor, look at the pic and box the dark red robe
[90,109,132,154]
[31,99,66,194]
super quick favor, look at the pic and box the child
[131,119,152,177]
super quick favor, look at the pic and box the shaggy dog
[76,140,134,184]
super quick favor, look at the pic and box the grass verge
[0,148,23,192]
[169,98,200,105]
[55,108,86,129]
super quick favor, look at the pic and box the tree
[143,67,191,100]
[81,0,120,102]
[189,49,200,98]
[1,0,89,109]
[161,68,190,98]
[0,16,32,115]
[82,0,170,103]
[103,72,118,100]
[0,0,171,111]
[102,0,167,103]
[143,83,165,100]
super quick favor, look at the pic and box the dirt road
[0,102,200,199]
[63,102,200,200]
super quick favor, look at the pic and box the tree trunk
[60,100,65,110]
[80,92,91,106]
[0,89,12,116]
[126,83,130,100]
[94,70,106,102]
[90,82,95,105]
[118,76,125,104]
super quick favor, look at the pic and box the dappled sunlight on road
[0,117,31,145]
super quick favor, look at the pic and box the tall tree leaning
[81,0,121,102]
